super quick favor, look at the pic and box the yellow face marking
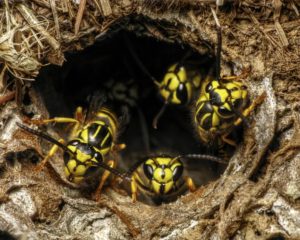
[76,149,92,163]
[160,89,171,102]
[165,74,180,91]
[151,171,174,194]
[177,66,187,83]
[225,82,238,89]
[215,88,229,102]
[146,157,178,195]
[145,159,156,168]
[170,161,182,171]
[155,157,172,165]
[153,168,173,183]
[164,181,174,194]
[67,145,76,153]
[211,80,220,88]
[152,180,162,194]
[64,166,70,177]
[67,159,77,173]
[163,64,187,84]
[178,82,192,103]
[74,164,87,176]
[231,89,247,100]
[136,156,184,195]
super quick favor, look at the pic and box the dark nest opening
[31,29,226,204]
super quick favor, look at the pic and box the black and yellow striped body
[19,103,126,201]
[194,76,249,145]
[157,64,203,105]
[132,156,184,196]
[64,107,119,183]
[77,108,118,156]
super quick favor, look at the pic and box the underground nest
[0,1,299,239]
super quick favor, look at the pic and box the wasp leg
[221,67,251,82]
[112,143,126,152]
[234,92,266,127]
[222,75,244,82]
[108,152,122,187]
[219,93,266,147]
[184,176,197,192]
[71,106,85,137]
[30,117,80,140]
[131,175,138,203]
[221,133,238,147]
[94,160,115,202]
[30,117,79,125]
[30,107,84,138]
[35,138,65,172]
[74,106,84,122]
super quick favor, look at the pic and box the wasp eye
[172,165,183,181]
[205,83,212,92]
[178,83,184,91]
[70,140,79,146]
[93,152,103,162]
[143,163,154,180]
[218,106,233,116]
[176,83,188,104]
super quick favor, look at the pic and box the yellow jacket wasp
[192,9,266,147]
[17,103,128,201]
[124,34,206,129]
[127,153,226,203]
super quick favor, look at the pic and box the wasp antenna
[211,7,222,81]
[153,80,160,87]
[183,154,227,164]
[152,102,168,129]
[227,101,250,128]
[16,122,72,155]
[126,155,151,177]
[123,33,158,83]
[178,50,193,68]
[97,161,131,181]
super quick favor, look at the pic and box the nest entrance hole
[31,30,228,203]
